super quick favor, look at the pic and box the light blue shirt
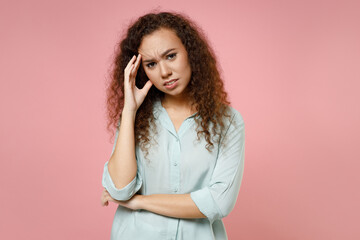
[102,98,245,240]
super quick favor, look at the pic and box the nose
[159,61,172,78]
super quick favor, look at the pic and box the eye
[145,53,177,69]
[146,62,156,69]
[167,53,177,60]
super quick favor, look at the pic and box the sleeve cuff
[102,161,142,201]
[190,187,223,223]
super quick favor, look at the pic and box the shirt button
[174,162,177,166]
[174,188,178,192]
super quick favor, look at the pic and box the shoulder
[223,105,245,129]
[217,105,245,152]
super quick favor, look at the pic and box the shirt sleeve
[190,110,245,223]
[101,126,143,201]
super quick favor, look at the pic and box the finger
[101,190,110,205]
[131,53,142,75]
[125,55,137,73]
[124,65,135,85]
[128,65,135,78]
[101,197,107,206]
[141,80,153,94]
[127,64,135,78]
[102,189,107,196]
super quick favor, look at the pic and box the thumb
[142,80,153,94]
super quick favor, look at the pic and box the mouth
[164,79,178,86]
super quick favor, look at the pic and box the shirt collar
[153,98,199,120]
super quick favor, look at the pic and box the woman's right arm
[102,53,153,201]
[107,109,137,189]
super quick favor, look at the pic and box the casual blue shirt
[102,98,245,239]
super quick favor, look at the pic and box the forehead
[138,28,184,57]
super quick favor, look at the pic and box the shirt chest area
[137,120,219,193]
[145,122,218,160]
[164,108,197,133]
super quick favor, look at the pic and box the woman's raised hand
[123,54,153,113]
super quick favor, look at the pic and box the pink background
[1,0,359,239]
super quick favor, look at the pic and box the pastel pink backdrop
[0,0,359,239]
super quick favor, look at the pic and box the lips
[164,79,178,86]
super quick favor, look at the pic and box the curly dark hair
[106,10,232,157]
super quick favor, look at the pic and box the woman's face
[138,28,192,98]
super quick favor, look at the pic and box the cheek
[143,68,154,80]
[180,59,191,77]
[144,70,154,80]
[144,71,161,86]
[179,56,191,72]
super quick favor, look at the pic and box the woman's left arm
[139,193,206,218]
[101,189,206,219]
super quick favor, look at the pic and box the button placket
[170,135,181,194]
[174,137,180,167]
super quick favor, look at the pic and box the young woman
[100,11,245,239]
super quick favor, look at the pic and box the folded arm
[139,193,206,219]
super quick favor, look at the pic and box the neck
[161,91,197,113]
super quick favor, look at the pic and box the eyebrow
[142,48,177,63]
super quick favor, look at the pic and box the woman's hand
[123,54,153,113]
[101,188,143,210]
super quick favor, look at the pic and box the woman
[100,11,245,239]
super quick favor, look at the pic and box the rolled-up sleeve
[190,110,245,223]
[101,127,143,201]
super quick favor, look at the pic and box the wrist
[137,194,147,210]
[121,108,137,121]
